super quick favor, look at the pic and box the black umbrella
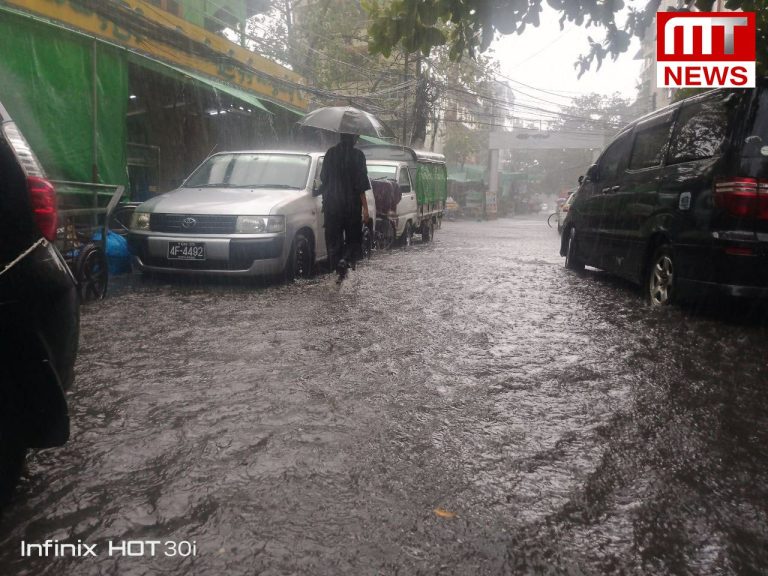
[297,106,392,138]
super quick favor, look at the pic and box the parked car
[561,81,768,305]
[0,100,79,501]
[128,151,375,279]
[556,190,577,234]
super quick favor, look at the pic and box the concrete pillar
[487,147,499,219]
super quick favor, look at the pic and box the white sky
[491,8,644,109]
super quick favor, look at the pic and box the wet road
[2,215,768,575]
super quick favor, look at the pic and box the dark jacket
[319,141,368,217]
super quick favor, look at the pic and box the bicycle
[547,212,558,228]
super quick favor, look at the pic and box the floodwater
[1,216,767,575]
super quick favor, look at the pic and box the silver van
[128,150,375,279]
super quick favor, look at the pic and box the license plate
[168,242,206,260]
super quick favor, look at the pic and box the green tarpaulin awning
[126,53,271,114]
[360,134,396,145]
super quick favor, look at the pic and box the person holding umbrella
[318,132,369,281]
[298,106,392,281]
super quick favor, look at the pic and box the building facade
[0,0,308,199]
[634,0,682,113]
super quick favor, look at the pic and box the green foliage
[365,0,768,76]
[556,92,636,132]
[248,0,501,147]
[442,122,487,166]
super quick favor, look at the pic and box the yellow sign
[2,0,308,111]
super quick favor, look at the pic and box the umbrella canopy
[297,106,392,138]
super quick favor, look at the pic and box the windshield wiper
[189,183,229,188]
[241,184,298,189]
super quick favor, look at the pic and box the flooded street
[2,215,767,575]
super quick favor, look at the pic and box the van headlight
[236,215,285,234]
[131,211,150,231]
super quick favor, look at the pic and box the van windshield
[185,153,311,189]
[744,89,768,158]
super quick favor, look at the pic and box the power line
[437,83,624,128]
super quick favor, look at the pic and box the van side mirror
[578,175,584,185]
[312,178,322,196]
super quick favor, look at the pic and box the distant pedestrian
[319,133,369,282]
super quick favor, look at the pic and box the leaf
[480,21,495,51]
[595,47,604,71]
[360,0,378,16]
[525,9,541,28]
[417,0,440,26]
[449,36,465,61]
[434,508,457,518]
[422,26,447,49]
[494,8,519,35]
[609,29,631,55]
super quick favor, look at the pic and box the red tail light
[713,178,768,220]
[759,181,768,221]
[27,176,57,241]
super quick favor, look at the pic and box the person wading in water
[319,133,369,282]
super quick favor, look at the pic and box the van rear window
[667,97,730,164]
[744,90,768,158]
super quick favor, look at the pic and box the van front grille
[150,214,237,234]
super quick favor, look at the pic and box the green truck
[361,145,448,247]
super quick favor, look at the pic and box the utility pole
[429,110,439,151]
[284,0,293,61]
[486,81,500,220]
[410,54,428,148]
[402,52,409,145]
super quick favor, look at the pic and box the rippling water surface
[1,216,767,575]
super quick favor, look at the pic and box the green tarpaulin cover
[415,163,447,204]
[0,10,127,186]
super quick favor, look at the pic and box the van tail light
[759,181,768,221]
[713,178,768,219]
[27,176,57,241]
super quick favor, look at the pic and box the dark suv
[562,80,768,305]
[0,101,79,501]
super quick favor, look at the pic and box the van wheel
[285,232,313,281]
[401,221,413,247]
[0,433,26,505]
[565,227,584,271]
[648,245,675,306]
[376,219,395,251]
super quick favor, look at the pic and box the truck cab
[365,160,416,239]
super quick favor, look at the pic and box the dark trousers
[324,211,361,272]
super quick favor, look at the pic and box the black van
[0,100,79,501]
[561,80,768,305]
